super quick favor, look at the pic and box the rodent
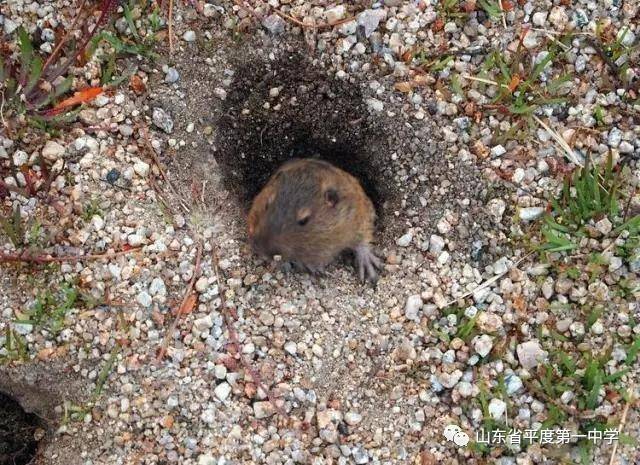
[247,158,383,282]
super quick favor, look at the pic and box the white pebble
[253,401,275,419]
[472,334,494,357]
[214,382,232,401]
[516,340,546,369]
[41,141,66,161]
[405,295,422,321]
[133,160,150,177]
[149,277,166,296]
[136,291,152,308]
[488,398,506,420]
[195,277,208,293]
[396,232,412,247]
[532,11,548,27]
[13,150,28,166]
[367,98,384,112]
[344,411,363,425]
[490,145,506,157]
[91,215,104,231]
[284,341,297,355]
[519,207,544,221]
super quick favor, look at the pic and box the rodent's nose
[250,234,278,258]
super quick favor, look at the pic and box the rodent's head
[247,160,349,263]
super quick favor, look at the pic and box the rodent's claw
[291,261,325,276]
[354,244,383,283]
[305,263,326,276]
[290,261,305,272]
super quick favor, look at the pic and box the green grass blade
[24,55,43,94]
[546,73,572,93]
[430,56,454,72]
[614,215,640,235]
[123,4,140,39]
[625,337,640,366]
[604,368,629,383]
[18,26,34,85]
[530,51,555,82]
[0,56,6,83]
[478,0,502,20]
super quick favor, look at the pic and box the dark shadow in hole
[0,391,43,465]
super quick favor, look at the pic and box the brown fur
[247,158,380,280]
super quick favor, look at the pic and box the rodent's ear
[324,188,340,207]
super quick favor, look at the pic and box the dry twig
[498,0,507,29]
[0,245,142,264]
[168,0,175,53]
[156,241,203,361]
[532,114,584,167]
[42,0,88,73]
[137,124,191,213]
[608,388,635,465]
[443,252,534,307]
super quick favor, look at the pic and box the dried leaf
[37,347,57,360]
[472,140,490,159]
[605,389,621,403]
[512,294,527,312]
[154,30,168,41]
[129,74,146,94]
[463,0,477,12]
[52,86,103,111]
[116,337,130,347]
[178,293,197,315]
[464,101,477,116]
[161,415,174,428]
[244,382,257,399]
[420,451,437,465]
[394,81,414,93]
[413,74,432,86]
[507,74,521,92]
[501,0,515,11]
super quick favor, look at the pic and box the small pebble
[396,232,412,247]
[488,398,506,420]
[136,291,152,308]
[214,382,232,401]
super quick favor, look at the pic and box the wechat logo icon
[443,424,470,447]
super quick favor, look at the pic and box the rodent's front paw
[291,261,325,276]
[354,244,383,283]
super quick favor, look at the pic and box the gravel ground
[1,1,639,465]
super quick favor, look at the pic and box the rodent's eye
[297,216,310,226]
[296,207,312,226]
